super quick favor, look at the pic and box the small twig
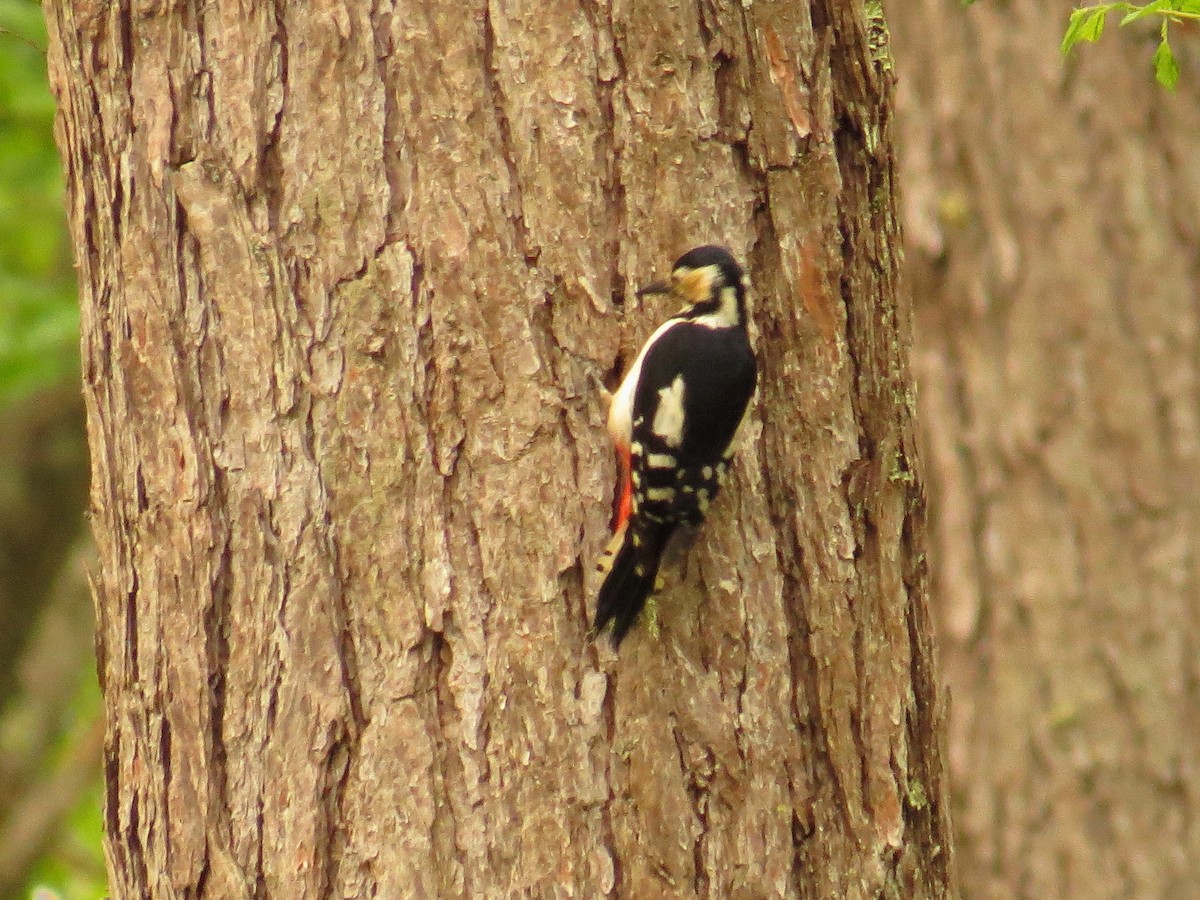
[0,26,46,55]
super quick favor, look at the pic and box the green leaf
[1062,6,1111,55]
[1122,0,1170,24]
[1153,32,1180,88]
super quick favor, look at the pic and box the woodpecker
[594,245,758,647]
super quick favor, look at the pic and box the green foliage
[1059,2,1197,88]
[0,3,102,896]
[1152,24,1182,87]
[0,0,79,411]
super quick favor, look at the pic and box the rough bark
[889,2,1200,896]
[48,0,952,896]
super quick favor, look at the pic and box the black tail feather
[594,523,673,648]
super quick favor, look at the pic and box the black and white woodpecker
[595,245,758,647]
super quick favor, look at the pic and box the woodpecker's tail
[593,521,673,647]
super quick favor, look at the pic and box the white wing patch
[607,319,682,449]
[652,376,686,447]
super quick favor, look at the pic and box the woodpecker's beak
[635,280,672,298]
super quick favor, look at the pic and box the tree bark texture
[48,0,952,896]
[889,2,1200,897]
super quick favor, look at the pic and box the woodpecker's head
[638,245,749,328]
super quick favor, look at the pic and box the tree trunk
[889,1,1200,896]
[47,0,953,896]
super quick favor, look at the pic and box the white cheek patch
[607,319,681,448]
[652,376,686,447]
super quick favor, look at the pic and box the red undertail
[612,443,632,532]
